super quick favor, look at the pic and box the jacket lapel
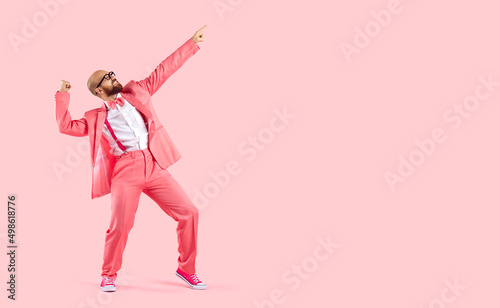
[120,91,153,120]
[94,103,107,163]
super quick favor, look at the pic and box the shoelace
[190,274,201,284]
[103,277,114,285]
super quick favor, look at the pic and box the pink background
[1,0,499,307]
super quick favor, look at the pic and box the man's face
[95,71,123,96]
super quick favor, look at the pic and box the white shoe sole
[100,285,116,292]
[175,271,207,290]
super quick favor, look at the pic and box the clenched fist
[59,80,71,92]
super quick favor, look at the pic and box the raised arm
[55,80,88,137]
[137,25,206,96]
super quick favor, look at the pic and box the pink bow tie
[107,97,125,110]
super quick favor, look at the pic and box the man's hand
[59,80,71,92]
[192,24,207,44]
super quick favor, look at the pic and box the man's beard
[108,84,123,95]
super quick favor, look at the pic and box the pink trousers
[101,148,199,280]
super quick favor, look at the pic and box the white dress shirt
[103,93,149,156]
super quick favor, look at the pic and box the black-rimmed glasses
[95,71,115,92]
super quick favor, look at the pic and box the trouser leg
[101,154,144,280]
[143,154,199,273]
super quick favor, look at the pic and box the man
[55,25,207,292]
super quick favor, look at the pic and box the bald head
[87,70,123,101]
[87,70,108,96]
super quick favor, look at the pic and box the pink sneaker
[100,276,116,292]
[175,268,207,290]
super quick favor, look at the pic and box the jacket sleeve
[136,37,200,96]
[55,91,88,136]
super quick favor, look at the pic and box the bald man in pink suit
[55,25,207,292]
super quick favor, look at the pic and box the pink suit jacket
[55,37,200,199]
